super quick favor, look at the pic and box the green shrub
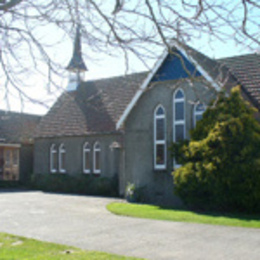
[0,181,21,189]
[172,87,260,213]
[30,173,119,197]
[125,182,147,203]
[125,183,136,202]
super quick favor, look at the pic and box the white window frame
[59,143,66,173]
[154,105,167,170]
[194,103,206,127]
[50,144,57,173]
[83,142,91,174]
[93,142,101,174]
[173,88,185,169]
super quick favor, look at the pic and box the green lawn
[107,202,260,228]
[0,233,144,260]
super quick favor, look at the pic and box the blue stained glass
[175,90,184,99]
[195,103,206,112]
[175,102,184,120]
[156,118,165,140]
[175,125,184,142]
[156,106,164,116]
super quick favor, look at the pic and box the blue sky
[0,0,259,115]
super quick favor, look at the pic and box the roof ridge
[0,109,41,118]
[87,71,148,83]
[217,53,258,61]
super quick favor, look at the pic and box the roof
[116,45,259,129]
[181,44,239,90]
[218,53,260,108]
[36,44,260,138]
[0,110,41,144]
[35,72,148,138]
[116,42,236,129]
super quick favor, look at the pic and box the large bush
[172,87,260,213]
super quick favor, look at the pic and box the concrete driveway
[0,191,259,260]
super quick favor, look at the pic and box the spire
[66,25,87,72]
[66,25,87,92]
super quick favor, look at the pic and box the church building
[33,27,260,205]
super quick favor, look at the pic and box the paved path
[0,191,259,260]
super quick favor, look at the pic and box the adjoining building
[0,110,41,184]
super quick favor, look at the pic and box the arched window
[154,105,166,169]
[194,103,206,127]
[50,144,57,173]
[83,142,91,174]
[173,89,185,167]
[93,142,101,174]
[59,144,66,173]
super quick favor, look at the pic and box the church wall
[34,134,122,180]
[123,79,216,206]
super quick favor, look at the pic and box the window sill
[154,165,167,171]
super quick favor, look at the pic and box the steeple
[66,25,87,92]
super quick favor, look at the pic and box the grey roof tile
[0,110,41,144]
[35,72,148,138]
[218,53,260,107]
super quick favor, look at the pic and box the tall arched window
[93,142,101,174]
[50,144,57,173]
[173,89,185,142]
[154,105,166,169]
[83,142,91,174]
[59,143,66,173]
[194,103,206,127]
[173,89,185,167]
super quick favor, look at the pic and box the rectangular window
[60,152,66,172]
[84,152,90,172]
[86,154,90,169]
[59,144,66,173]
[52,154,57,172]
[156,118,165,140]
[175,124,185,142]
[95,151,100,172]
[50,144,57,173]
[156,144,165,165]
[175,102,184,120]
[93,142,101,174]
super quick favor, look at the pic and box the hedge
[30,173,119,197]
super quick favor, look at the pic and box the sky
[1,0,259,116]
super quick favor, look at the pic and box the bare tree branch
[0,0,259,112]
[0,0,23,11]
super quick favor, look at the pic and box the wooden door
[3,148,19,181]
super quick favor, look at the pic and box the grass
[107,202,260,228]
[0,233,144,260]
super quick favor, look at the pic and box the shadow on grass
[158,204,260,222]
